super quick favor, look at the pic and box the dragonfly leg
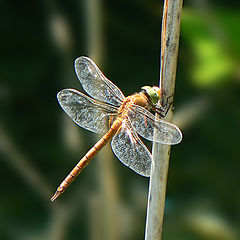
[108,114,117,129]
[154,95,173,118]
[144,116,148,127]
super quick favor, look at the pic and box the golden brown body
[51,93,148,201]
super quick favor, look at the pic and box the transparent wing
[111,120,152,177]
[128,105,182,145]
[57,89,118,133]
[75,56,125,106]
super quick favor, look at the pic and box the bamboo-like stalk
[145,1,183,240]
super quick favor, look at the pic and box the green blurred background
[0,0,240,239]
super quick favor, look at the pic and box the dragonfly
[51,56,182,201]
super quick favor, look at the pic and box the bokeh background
[0,0,240,239]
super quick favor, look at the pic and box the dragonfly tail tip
[50,191,61,202]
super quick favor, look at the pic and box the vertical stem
[85,0,104,63]
[145,0,183,240]
[86,1,120,240]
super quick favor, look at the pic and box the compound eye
[141,86,160,105]
[152,86,161,98]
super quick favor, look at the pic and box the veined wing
[75,57,125,106]
[57,89,118,133]
[128,105,182,145]
[111,120,151,177]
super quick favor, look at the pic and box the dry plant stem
[145,0,183,240]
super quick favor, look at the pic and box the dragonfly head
[141,86,161,105]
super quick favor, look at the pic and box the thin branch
[145,0,183,240]
[0,122,51,200]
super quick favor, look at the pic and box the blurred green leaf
[181,9,237,88]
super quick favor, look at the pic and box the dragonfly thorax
[118,93,148,115]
